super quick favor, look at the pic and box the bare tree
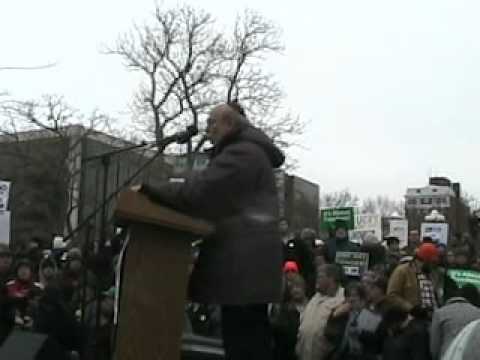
[462,192,480,212]
[361,195,405,216]
[0,95,112,245]
[107,5,303,154]
[320,189,360,208]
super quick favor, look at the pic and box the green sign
[447,269,480,288]
[320,207,355,230]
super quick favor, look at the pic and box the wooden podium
[114,190,214,360]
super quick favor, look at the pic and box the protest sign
[320,207,355,231]
[389,219,409,248]
[335,251,369,277]
[349,214,382,244]
[421,223,449,245]
[0,211,11,245]
[447,269,480,288]
[0,181,11,211]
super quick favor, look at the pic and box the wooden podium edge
[115,190,214,236]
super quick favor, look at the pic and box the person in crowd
[402,230,421,256]
[326,220,360,263]
[0,245,14,345]
[328,282,383,360]
[271,273,308,360]
[471,256,480,272]
[282,228,316,297]
[441,317,480,360]
[24,237,44,272]
[364,274,391,317]
[458,283,480,307]
[280,218,296,245]
[430,284,480,360]
[361,235,387,274]
[445,249,456,268]
[39,255,59,289]
[6,259,43,329]
[138,102,284,360]
[453,248,471,269]
[387,243,440,315]
[296,264,345,360]
[381,305,431,360]
[313,245,329,269]
[0,244,13,283]
[383,237,401,276]
[34,285,83,359]
[83,287,115,360]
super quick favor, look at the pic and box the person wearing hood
[326,220,360,263]
[138,102,285,360]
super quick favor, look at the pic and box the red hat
[416,243,440,263]
[283,261,299,273]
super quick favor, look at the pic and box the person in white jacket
[296,264,345,360]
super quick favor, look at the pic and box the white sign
[421,222,449,245]
[0,181,11,211]
[0,211,11,245]
[389,220,409,248]
[349,214,382,244]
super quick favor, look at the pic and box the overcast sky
[2,0,479,201]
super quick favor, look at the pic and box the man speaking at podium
[139,103,285,360]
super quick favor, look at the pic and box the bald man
[140,103,285,360]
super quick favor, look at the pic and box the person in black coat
[282,226,317,298]
[381,306,431,360]
[139,103,284,360]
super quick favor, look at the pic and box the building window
[420,198,432,205]
[407,198,417,206]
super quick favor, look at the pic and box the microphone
[158,125,199,151]
[175,125,198,144]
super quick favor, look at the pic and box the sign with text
[0,211,11,245]
[389,219,409,248]
[349,214,382,243]
[447,269,480,289]
[320,207,355,231]
[421,223,449,245]
[0,181,11,211]
[335,251,369,277]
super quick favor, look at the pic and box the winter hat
[416,243,440,263]
[283,261,299,273]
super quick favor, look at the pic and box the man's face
[335,228,347,239]
[0,255,12,273]
[289,281,306,302]
[17,265,32,282]
[365,282,383,303]
[206,106,234,145]
[316,271,331,293]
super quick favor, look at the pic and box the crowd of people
[268,219,480,360]
[0,237,118,360]
[1,221,479,360]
